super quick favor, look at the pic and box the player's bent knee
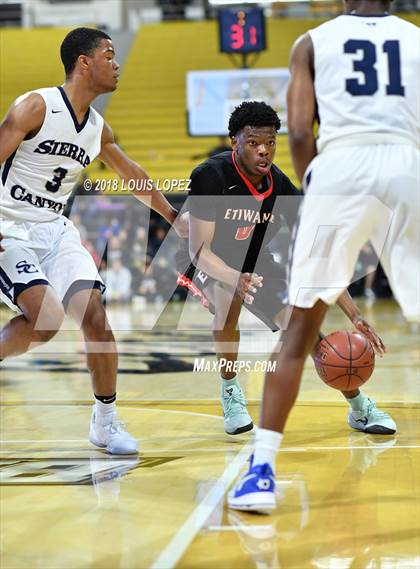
[17,284,65,333]
[35,328,61,343]
[82,305,112,340]
[22,303,65,342]
[32,304,65,342]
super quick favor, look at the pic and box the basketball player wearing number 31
[229,1,419,512]
[0,28,188,455]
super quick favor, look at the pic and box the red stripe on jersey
[232,151,273,202]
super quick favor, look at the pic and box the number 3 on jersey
[45,167,68,193]
[344,40,405,97]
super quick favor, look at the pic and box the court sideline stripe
[1,400,418,408]
[0,443,419,450]
[149,442,253,569]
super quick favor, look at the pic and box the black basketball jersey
[178,151,302,273]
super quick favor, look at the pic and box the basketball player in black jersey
[177,101,392,436]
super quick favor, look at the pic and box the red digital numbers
[249,25,257,46]
[219,7,264,53]
[230,24,258,50]
[230,24,244,50]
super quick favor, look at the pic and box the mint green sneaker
[348,398,396,435]
[221,382,253,435]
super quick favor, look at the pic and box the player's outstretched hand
[237,272,263,305]
[173,211,189,238]
[0,232,4,253]
[352,315,386,357]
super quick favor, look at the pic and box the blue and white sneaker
[228,455,276,514]
[221,382,253,435]
[348,397,396,435]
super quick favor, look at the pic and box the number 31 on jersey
[344,39,405,97]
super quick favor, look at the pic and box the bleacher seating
[0,28,69,117]
[1,15,418,186]
[105,19,317,185]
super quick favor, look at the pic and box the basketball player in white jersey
[0,28,188,455]
[229,2,419,511]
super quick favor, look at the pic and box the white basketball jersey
[309,15,419,152]
[0,86,104,223]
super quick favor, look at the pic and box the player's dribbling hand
[352,315,386,357]
[173,212,189,238]
[0,232,4,253]
[237,272,263,305]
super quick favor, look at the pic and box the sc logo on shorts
[16,260,39,274]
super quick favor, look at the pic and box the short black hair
[228,101,281,137]
[60,27,112,76]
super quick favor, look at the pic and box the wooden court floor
[0,299,419,568]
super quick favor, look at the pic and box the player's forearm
[336,290,362,322]
[191,247,240,287]
[134,187,178,225]
[288,130,317,183]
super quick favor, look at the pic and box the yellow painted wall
[1,14,418,186]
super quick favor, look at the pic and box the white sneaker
[89,407,138,454]
[348,398,396,435]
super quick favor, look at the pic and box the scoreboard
[218,7,266,54]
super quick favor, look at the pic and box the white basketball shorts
[288,144,420,322]
[0,216,105,312]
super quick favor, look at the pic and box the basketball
[312,331,375,391]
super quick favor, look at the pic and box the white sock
[253,428,283,472]
[346,392,367,411]
[94,399,116,423]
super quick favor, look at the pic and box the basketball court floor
[1,298,419,568]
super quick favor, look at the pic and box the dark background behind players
[64,178,388,307]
